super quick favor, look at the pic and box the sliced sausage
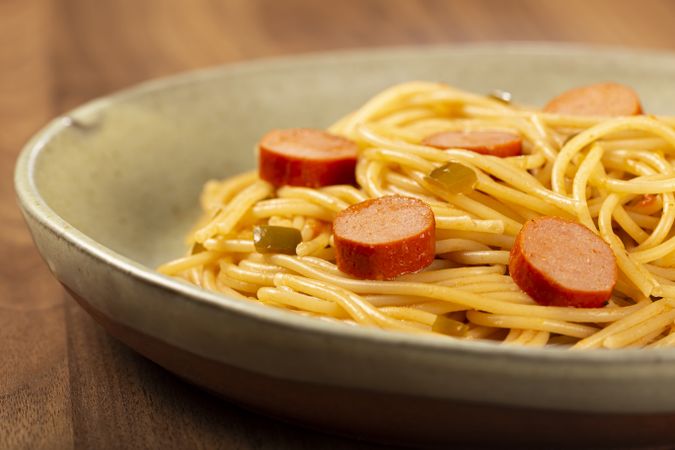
[509,216,617,308]
[543,82,642,116]
[333,195,435,280]
[629,194,661,215]
[258,128,358,188]
[421,130,522,157]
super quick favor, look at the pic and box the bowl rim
[15,41,675,364]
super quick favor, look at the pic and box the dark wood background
[4,1,675,448]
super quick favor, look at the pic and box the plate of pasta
[15,43,675,446]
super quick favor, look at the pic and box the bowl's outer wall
[16,44,675,414]
[22,206,675,415]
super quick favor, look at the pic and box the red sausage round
[509,217,617,308]
[629,194,660,215]
[258,128,358,188]
[543,82,642,116]
[422,130,522,158]
[333,196,436,280]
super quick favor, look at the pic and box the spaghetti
[159,81,675,349]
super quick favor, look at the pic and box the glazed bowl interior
[33,44,675,269]
[17,44,675,422]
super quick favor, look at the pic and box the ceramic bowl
[15,43,675,447]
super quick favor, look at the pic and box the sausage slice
[333,196,436,280]
[421,130,522,157]
[629,194,660,215]
[543,82,642,116]
[509,217,617,308]
[258,128,358,188]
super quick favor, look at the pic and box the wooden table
[3,1,675,448]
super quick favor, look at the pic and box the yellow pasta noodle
[160,81,675,349]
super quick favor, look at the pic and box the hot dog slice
[421,130,522,157]
[509,217,617,308]
[333,196,435,280]
[259,128,358,188]
[543,82,642,116]
[629,194,661,215]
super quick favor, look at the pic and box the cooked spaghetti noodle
[159,81,675,349]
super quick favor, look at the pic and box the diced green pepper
[253,225,302,255]
[488,89,513,104]
[432,314,469,336]
[190,242,206,255]
[425,162,477,195]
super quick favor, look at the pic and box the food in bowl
[159,81,675,349]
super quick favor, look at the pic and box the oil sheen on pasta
[159,81,675,350]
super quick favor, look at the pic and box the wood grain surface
[3,1,675,448]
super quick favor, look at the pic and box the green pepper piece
[190,242,206,255]
[253,225,302,255]
[432,314,470,336]
[425,162,477,195]
[488,89,513,104]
